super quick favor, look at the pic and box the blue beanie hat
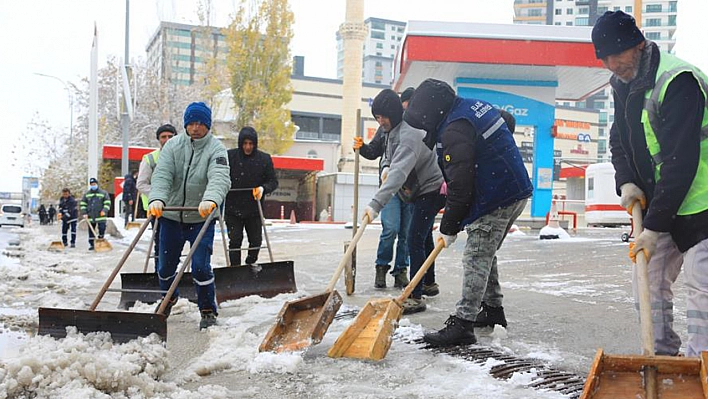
[183,102,212,130]
[592,11,645,59]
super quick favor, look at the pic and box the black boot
[393,268,409,288]
[423,315,477,347]
[375,265,389,288]
[473,302,508,328]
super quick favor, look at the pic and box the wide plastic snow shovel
[38,215,167,343]
[84,219,112,252]
[47,220,69,252]
[328,238,445,361]
[580,204,708,399]
[116,203,296,309]
[125,193,142,230]
[259,216,370,353]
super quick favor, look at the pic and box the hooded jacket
[59,195,78,220]
[225,127,279,218]
[149,131,231,224]
[609,41,708,251]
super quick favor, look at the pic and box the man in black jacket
[592,11,708,357]
[58,188,78,248]
[123,170,137,228]
[225,127,279,266]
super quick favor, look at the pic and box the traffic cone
[539,200,569,240]
[289,210,297,225]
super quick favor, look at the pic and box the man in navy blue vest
[404,79,533,346]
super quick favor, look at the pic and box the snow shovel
[328,238,445,361]
[83,219,112,252]
[580,203,708,399]
[125,193,142,230]
[38,215,168,343]
[47,219,68,252]
[259,215,370,353]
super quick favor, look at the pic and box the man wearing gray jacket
[364,89,445,314]
[148,102,231,330]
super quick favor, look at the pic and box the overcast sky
[0,0,704,192]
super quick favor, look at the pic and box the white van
[0,204,25,228]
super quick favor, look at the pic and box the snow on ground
[0,222,584,398]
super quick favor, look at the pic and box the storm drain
[334,310,585,398]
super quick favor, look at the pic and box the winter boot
[393,268,409,288]
[423,315,477,347]
[473,302,508,328]
[155,297,178,318]
[199,310,218,330]
[402,297,426,315]
[375,265,390,288]
[423,282,440,297]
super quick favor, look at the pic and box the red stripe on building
[272,156,324,171]
[585,204,625,212]
[403,36,603,68]
[559,166,588,179]
[103,145,155,162]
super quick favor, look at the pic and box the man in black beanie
[592,10,708,357]
[362,89,445,314]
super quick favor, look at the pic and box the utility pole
[121,0,131,177]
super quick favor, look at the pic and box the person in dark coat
[123,170,138,227]
[38,205,48,225]
[592,11,708,357]
[58,188,78,247]
[224,127,278,266]
[47,205,56,225]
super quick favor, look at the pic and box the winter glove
[100,210,106,217]
[381,167,390,183]
[353,136,364,150]
[629,229,659,263]
[148,200,164,219]
[619,183,646,215]
[252,186,264,201]
[438,232,457,248]
[363,205,378,223]
[57,213,62,220]
[198,201,217,218]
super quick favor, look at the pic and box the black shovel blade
[38,307,167,343]
[118,261,297,309]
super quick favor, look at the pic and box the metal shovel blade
[259,290,343,353]
[38,307,167,343]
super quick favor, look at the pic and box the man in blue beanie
[148,102,230,330]
[592,10,708,357]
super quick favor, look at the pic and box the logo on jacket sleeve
[215,156,228,166]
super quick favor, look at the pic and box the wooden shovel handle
[632,202,655,356]
[398,239,445,302]
[326,216,369,291]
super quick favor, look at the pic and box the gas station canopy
[394,21,611,101]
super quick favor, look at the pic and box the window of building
[598,140,607,155]
[371,31,385,40]
[529,8,543,16]
[566,21,573,26]
[554,22,561,25]
[646,32,661,40]
[645,18,662,27]
[555,8,562,15]
[563,102,570,106]
[376,52,382,56]
[669,1,677,12]
[668,15,676,26]
[594,101,605,109]
[609,114,614,123]
[598,6,608,13]
[578,7,589,14]
[646,4,662,13]
[576,17,589,26]
[307,150,318,158]
[292,114,319,135]
[322,118,341,136]
[376,42,383,49]
[391,25,396,30]
[599,128,605,138]
[370,21,385,30]
[566,8,573,14]
[391,44,395,49]
[375,61,382,67]
[391,35,396,40]
[614,6,620,11]
[625,6,632,13]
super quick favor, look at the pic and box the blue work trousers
[408,191,446,299]
[376,194,413,274]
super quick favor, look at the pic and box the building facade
[337,17,406,85]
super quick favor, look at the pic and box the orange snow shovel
[84,219,113,252]
[125,193,142,230]
[580,203,708,399]
[328,238,445,361]
[259,215,370,353]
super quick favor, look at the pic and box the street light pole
[34,73,74,145]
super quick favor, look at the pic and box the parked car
[0,204,25,228]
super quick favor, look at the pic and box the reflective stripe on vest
[641,52,708,216]
[141,150,160,209]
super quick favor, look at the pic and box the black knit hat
[592,11,645,59]
[371,89,403,129]
[400,87,415,104]
[155,124,177,140]
[89,178,98,185]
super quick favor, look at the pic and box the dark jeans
[88,221,106,248]
[123,201,134,226]
[376,195,413,275]
[408,191,446,299]
[61,219,76,245]
[225,213,262,266]
[158,217,217,314]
